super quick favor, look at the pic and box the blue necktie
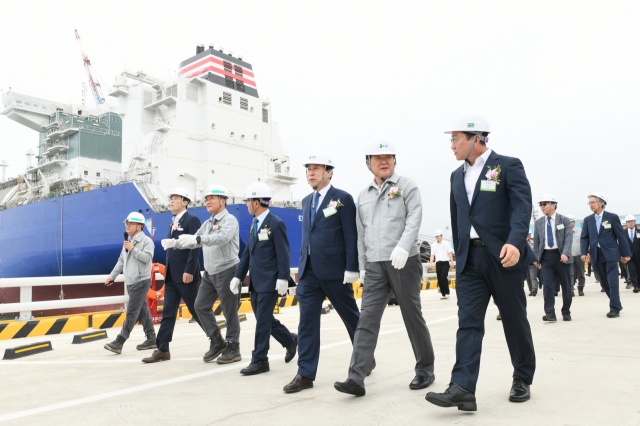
[630,229,634,243]
[547,216,554,247]
[310,192,320,224]
[595,215,601,234]
[252,218,259,239]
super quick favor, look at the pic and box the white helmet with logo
[124,212,145,226]
[445,111,491,135]
[625,215,636,222]
[169,186,192,202]
[568,214,576,221]
[365,136,396,156]
[244,182,272,201]
[304,151,334,168]
[588,191,607,205]
[538,193,558,203]
[204,184,229,199]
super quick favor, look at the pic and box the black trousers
[156,275,202,352]
[628,256,639,290]
[540,250,572,315]
[436,261,450,296]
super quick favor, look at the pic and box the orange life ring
[147,263,166,300]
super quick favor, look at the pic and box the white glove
[343,271,360,284]
[360,270,366,283]
[390,246,409,269]
[276,279,288,296]
[230,277,241,295]
[178,234,198,246]
[161,239,176,250]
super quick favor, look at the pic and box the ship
[0,44,302,316]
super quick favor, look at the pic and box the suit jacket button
[469,215,473,219]
[310,232,313,235]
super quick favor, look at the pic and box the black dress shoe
[410,373,435,390]
[240,361,270,376]
[509,376,530,402]
[496,314,502,321]
[283,374,313,393]
[542,312,557,322]
[285,334,298,363]
[334,379,365,396]
[578,288,584,296]
[532,291,537,297]
[554,292,558,296]
[634,288,640,293]
[606,311,620,318]
[425,383,477,411]
[562,314,571,321]
[367,357,376,377]
[528,292,533,296]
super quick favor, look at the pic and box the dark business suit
[157,211,202,352]
[624,226,640,290]
[581,210,632,313]
[296,185,360,380]
[235,212,295,363]
[450,150,536,393]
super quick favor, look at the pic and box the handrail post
[19,286,33,320]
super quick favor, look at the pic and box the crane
[74,29,105,106]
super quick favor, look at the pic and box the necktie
[631,229,634,243]
[252,218,259,239]
[547,216,554,247]
[595,215,601,234]
[310,192,320,224]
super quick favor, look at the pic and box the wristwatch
[196,236,201,244]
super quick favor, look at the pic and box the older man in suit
[426,112,536,411]
[231,182,297,375]
[282,151,362,393]
[533,194,573,322]
[580,192,631,317]
[623,215,640,293]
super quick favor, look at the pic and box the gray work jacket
[176,209,240,275]
[109,232,155,285]
[356,171,422,270]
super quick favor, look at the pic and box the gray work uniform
[108,232,155,340]
[176,209,240,342]
[571,226,585,288]
[526,239,540,293]
[348,171,435,386]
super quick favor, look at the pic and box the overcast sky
[1,0,638,235]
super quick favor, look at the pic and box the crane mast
[74,29,105,106]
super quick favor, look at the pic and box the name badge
[258,232,269,241]
[636,232,640,238]
[323,207,337,218]
[603,223,611,229]
[177,227,184,231]
[556,224,565,230]
[480,180,497,192]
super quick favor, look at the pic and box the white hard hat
[434,229,443,236]
[444,111,491,134]
[304,151,334,168]
[625,215,636,222]
[244,182,272,200]
[124,212,145,225]
[169,186,192,201]
[538,193,557,203]
[568,214,576,221]
[365,136,396,156]
[204,184,229,199]
[588,191,607,204]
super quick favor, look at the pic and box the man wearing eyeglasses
[580,192,631,318]
[623,215,640,294]
[533,194,573,322]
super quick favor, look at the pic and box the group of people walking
[101,111,636,412]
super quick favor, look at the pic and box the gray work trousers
[526,265,540,293]
[572,255,585,288]
[195,265,240,342]
[119,279,155,340]
[348,255,435,386]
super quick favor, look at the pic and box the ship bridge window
[262,108,268,123]
[223,61,232,73]
[84,170,88,176]
[96,172,101,177]
[274,163,282,173]
[236,80,245,93]
[240,98,248,111]
[112,117,116,122]
[223,92,232,106]
[234,66,243,77]
[225,76,235,89]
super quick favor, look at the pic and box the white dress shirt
[463,148,492,239]
[312,184,332,212]
[255,209,270,230]
[431,240,453,262]
[544,213,559,250]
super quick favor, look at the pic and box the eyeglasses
[539,202,549,207]
[587,201,600,205]
[168,196,183,201]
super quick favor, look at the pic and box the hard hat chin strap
[465,136,477,162]
[312,168,333,190]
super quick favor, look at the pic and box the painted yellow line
[81,333,106,340]
[15,344,50,354]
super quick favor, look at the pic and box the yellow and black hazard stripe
[3,341,53,360]
[0,317,86,340]
[72,330,108,344]
[92,312,126,329]
[277,295,299,308]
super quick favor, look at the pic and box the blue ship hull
[0,183,303,278]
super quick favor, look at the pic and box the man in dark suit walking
[623,215,640,293]
[426,112,536,411]
[283,151,362,393]
[580,192,631,317]
[142,187,201,362]
[533,193,573,321]
[231,182,297,375]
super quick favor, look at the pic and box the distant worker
[430,230,454,300]
[568,215,586,296]
[580,192,631,317]
[427,112,536,410]
[623,215,640,293]
[160,185,242,364]
[283,152,363,393]
[525,232,540,296]
[104,212,156,354]
[533,194,573,322]
[231,182,297,375]
[334,137,435,397]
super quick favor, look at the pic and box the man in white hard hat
[283,151,363,393]
[533,194,573,322]
[580,192,631,317]
[104,212,156,354]
[427,112,536,410]
[142,188,202,363]
[231,182,297,375]
[334,136,435,397]
[429,230,454,299]
[623,215,640,293]
[568,215,586,296]
[160,185,242,364]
